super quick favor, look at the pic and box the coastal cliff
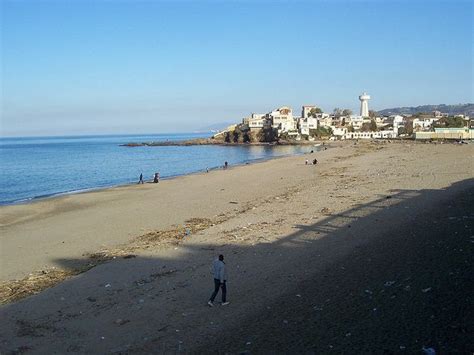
[121,125,325,147]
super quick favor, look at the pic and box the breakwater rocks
[121,138,318,147]
[120,138,220,147]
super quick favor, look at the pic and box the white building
[331,126,348,138]
[318,113,333,128]
[415,128,474,140]
[346,115,365,130]
[413,117,439,131]
[343,130,397,140]
[245,113,271,131]
[270,106,296,133]
[391,115,404,126]
[383,115,404,135]
[299,116,318,135]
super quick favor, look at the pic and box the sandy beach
[0,140,473,353]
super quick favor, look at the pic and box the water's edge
[1,147,320,206]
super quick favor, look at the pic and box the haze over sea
[0,134,314,205]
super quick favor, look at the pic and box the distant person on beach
[139,173,144,184]
[208,254,229,306]
[313,158,318,165]
[153,172,159,183]
[206,167,209,173]
[224,161,228,170]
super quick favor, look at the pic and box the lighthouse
[359,92,371,117]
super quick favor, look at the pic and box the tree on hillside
[412,112,431,118]
[433,116,465,128]
[309,127,332,138]
[404,119,414,136]
[333,108,342,117]
[342,109,352,117]
[369,110,377,118]
[361,122,371,132]
[341,117,346,126]
[370,119,378,131]
[348,124,355,133]
[361,119,378,132]
[309,107,323,117]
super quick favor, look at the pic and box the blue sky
[1,0,473,136]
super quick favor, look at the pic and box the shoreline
[4,137,452,207]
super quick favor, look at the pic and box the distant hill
[378,103,474,116]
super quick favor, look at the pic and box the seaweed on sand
[0,217,217,305]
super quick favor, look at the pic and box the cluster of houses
[216,102,473,141]
[240,105,401,140]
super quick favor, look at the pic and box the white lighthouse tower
[359,92,371,117]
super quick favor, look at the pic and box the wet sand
[0,140,473,353]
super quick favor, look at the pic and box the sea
[0,133,316,205]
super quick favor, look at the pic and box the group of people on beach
[139,162,230,184]
[138,172,160,184]
[139,152,316,184]
[305,148,319,166]
[139,154,315,185]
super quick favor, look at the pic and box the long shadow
[0,178,473,354]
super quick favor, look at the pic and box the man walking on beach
[138,173,144,184]
[208,254,229,306]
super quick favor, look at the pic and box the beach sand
[0,140,473,353]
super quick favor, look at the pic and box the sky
[1,0,473,136]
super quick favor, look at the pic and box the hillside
[378,103,474,116]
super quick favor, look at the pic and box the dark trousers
[209,279,226,303]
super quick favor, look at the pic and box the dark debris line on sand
[196,188,474,353]
[0,218,219,305]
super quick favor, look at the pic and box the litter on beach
[422,347,436,355]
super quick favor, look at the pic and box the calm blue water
[0,133,315,205]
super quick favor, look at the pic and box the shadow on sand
[0,178,473,354]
